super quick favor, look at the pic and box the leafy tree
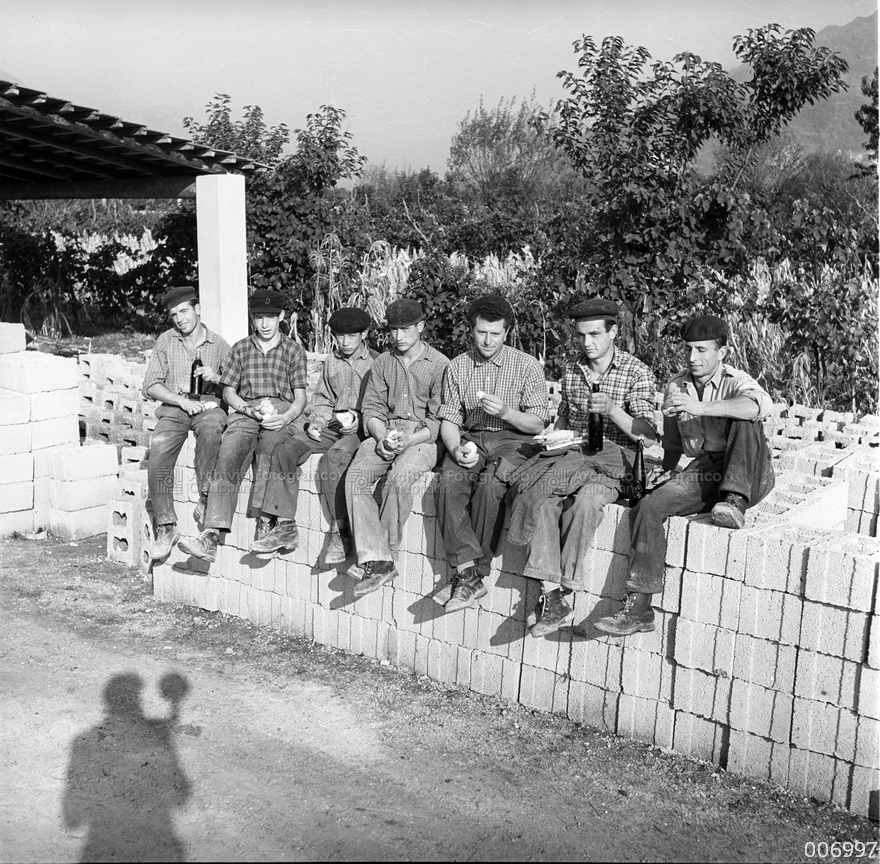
[854,67,878,164]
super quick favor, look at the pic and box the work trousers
[628,418,775,594]
[345,432,439,565]
[260,424,363,524]
[147,402,226,526]
[203,400,298,532]
[435,429,535,572]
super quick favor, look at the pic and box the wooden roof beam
[0,175,198,200]
[2,142,118,178]
[0,152,73,181]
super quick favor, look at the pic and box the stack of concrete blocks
[764,404,880,453]
[106,442,152,575]
[0,327,90,536]
[840,450,880,538]
[79,353,153,459]
[152,436,879,817]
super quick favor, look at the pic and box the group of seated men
[144,284,775,640]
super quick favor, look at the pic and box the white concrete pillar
[196,174,248,344]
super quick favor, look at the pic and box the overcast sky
[2,0,877,172]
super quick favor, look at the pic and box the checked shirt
[142,325,231,399]
[438,345,549,432]
[309,342,378,426]
[361,342,449,442]
[219,334,308,400]
[557,347,656,450]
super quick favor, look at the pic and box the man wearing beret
[505,298,657,638]
[596,313,775,637]
[143,286,231,562]
[178,289,308,562]
[344,298,449,597]
[432,294,549,612]
[249,307,377,562]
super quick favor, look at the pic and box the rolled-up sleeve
[521,362,550,423]
[218,344,243,390]
[142,338,169,400]
[421,358,448,443]
[437,364,465,427]
[309,361,335,426]
[729,369,773,419]
[627,364,658,433]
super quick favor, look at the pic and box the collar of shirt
[170,324,218,347]
[333,343,371,363]
[575,346,621,382]
[249,333,284,354]
[677,362,727,397]
[469,345,506,369]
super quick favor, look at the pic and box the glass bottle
[189,350,203,397]
[630,436,646,506]
[587,382,604,451]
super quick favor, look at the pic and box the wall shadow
[62,672,193,863]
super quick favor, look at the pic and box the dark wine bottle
[189,351,203,397]
[587,382,604,451]
[630,436,646,506]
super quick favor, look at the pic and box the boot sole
[177,540,216,563]
[710,504,745,530]
[151,533,180,563]
[444,585,488,613]
[594,620,655,637]
[352,567,398,598]
[528,608,575,638]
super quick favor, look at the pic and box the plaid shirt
[309,342,378,426]
[663,363,773,457]
[219,334,308,400]
[439,345,549,431]
[142,325,231,399]
[361,342,449,442]
[558,347,656,450]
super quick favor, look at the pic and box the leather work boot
[353,560,398,597]
[711,492,748,529]
[445,566,487,613]
[178,530,219,563]
[594,593,655,637]
[151,524,179,562]
[321,528,351,566]
[250,520,299,555]
[193,495,208,526]
[528,588,575,638]
[433,573,458,607]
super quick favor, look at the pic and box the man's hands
[306,422,324,441]
[179,397,205,417]
[336,410,359,435]
[646,466,682,489]
[662,391,702,417]
[588,390,616,416]
[478,393,508,418]
[453,440,479,469]
[194,364,222,385]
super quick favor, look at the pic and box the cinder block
[592,503,629,552]
[0,388,30,424]
[0,453,34,484]
[673,617,736,676]
[657,567,682,614]
[799,600,868,662]
[50,475,118,511]
[31,415,79,451]
[686,516,736,576]
[0,481,34,514]
[859,667,879,720]
[567,681,619,732]
[666,516,688,569]
[519,664,568,714]
[470,650,505,698]
[49,505,106,540]
[679,570,741,629]
[0,509,34,536]
[0,323,25,354]
[106,499,149,569]
[118,470,149,500]
[0,352,78,393]
[805,535,879,612]
[29,387,79,422]
[621,649,673,702]
[616,693,675,749]
[49,443,118,482]
[729,679,793,743]
[454,646,473,689]
[795,649,859,710]
[672,712,726,764]
[570,636,623,691]
[672,667,731,724]
[787,747,851,808]
[737,585,802,645]
[855,716,879,769]
[742,528,812,595]
[726,729,790,785]
[733,634,797,692]
[792,697,858,761]
[849,765,880,819]
[0,423,31,455]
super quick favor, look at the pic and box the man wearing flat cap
[596,313,775,637]
[142,285,231,562]
[179,289,308,563]
[344,298,449,597]
[432,294,549,612]
[505,297,657,638]
[249,306,377,562]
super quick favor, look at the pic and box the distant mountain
[732,12,878,157]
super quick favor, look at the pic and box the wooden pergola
[0,80,263,340]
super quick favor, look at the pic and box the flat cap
[249,289,287,315]
[329,307,371,333]
[161,285,198,309]
[568,298,620,320]
[680,314,728,342]
[385,298,424,328]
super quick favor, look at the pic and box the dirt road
[0,535,875,863]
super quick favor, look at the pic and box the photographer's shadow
[62,672,193,863]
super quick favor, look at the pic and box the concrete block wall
[154,454,880,817]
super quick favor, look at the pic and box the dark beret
[385,298,424,328]
[249,289,287,315]
[680,315,728,342]
[568,298,620,320]
[329,307,371,334]
[161,285,198,309]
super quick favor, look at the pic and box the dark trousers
[435,430,535,571]
[147,403,226,526]
[628,418,775,594]
[260,425,363,523]
[204,404,297,532]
